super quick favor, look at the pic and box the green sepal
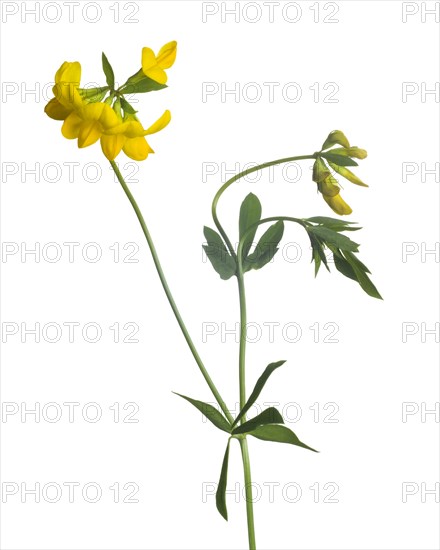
[232,360,286,428]
[203,226,236,280]
[216,440,231,520]
[79,86,109,102]
[120,96,137,115]
[121,75,167,94]
[173,392,232,433]
[232,407,284,435]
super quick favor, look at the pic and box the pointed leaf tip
[216,440,231,520]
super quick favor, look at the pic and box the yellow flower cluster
[313,130,368,215]
[44,42,177,161]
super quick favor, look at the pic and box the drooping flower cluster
[313,130,368,215]
[44,42,177,161]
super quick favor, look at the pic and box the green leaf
[308,226,359,252]
[120,96,137,115]
[320,152,359,167]
[173,393,232,433]
[343,252,382,299]
[232,407,284,435]
[244,220,284,272]
[102,52,115,90]
[232,360,286,428]
[343,250,371,274]
[333,252,357,281]
[203,226,236,280]
[308,232,329,275]
[239,193,262,260]
[248,424,318,453]
[306,217,361,232]
[123,76,167,94]
[312,246,322,276]
[216,440,231,520]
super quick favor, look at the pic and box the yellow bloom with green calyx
[103,110,171,161]
[142,41,177,84]
[313,130,369,215]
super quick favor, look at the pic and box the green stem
[239,437,256,550]
[237,227,255,549]
[211,154,315,258]
[237,269,247,416]
[110,160,234,425]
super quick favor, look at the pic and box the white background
[0,1,439,549]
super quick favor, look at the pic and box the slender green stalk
[237,270,248,415]
[211,154,315,258]
[239,437,256,550]
[236,225,255,549]
[110,160,234,425]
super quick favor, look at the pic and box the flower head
[45,45,176,161]
[312,130,368,215]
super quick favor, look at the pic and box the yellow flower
[102,110,171,161]
[312,157,352,215]
[322,194,353,216]
[142,41,177,84]
[45,61,84,121]
[61,102,120,148]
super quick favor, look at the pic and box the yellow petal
[123,136,154,161]
[323,193,353,215]
[141,47,157,72]
[321,130,350,151]
[318,174,340,197]
[143,66,167,85]
[45,97,72,121]
[312,158,329,184]
[55,61,81,84]
[104,121,131,136]
[78,121,101,148]
[80,102,105,121]
[157,41,177,69]
[145,110,171,135]
[330,147,367,160]
[61,111,82,139]
[100,134,126,161]
[328,162,368,187]
[53,82,84,110]
[99,103,120,129]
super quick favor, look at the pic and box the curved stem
[110,160,234,425]
[211,154,316,259]
[239,437,256,550]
